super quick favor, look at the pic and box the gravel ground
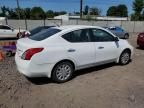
[0,33,144,108]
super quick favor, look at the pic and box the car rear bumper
[15,53,55,78]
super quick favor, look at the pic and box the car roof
[109,26,122,29]
[0,24,9,26]
[53,25,104,31]
[50,25,117,38]
[37,25,55,28]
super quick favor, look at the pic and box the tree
[142,11,144,19]
[30,7,45,20]
[0,7,25,19]
[133,0,144,14]
[15,8,26,19]
[46,10,54,18]
[54,12,59,16]
[8,8,28,19]
[58,11,67,15]
[24,8,31,19]
[107,6,117,16]
[0,6,68,19]
[107,4,128,17]
[83,5,89,15]
[89,7,101,15]
[131,13,140,21]
[74,11,80,15]
[53,11,67,16]
[131,0,144,21]
[8,9,18,19]
[0,6,6,17]
[0,6,10,17]
[117,5,128,17]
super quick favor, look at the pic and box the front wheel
[119,50,131,65]
[52,61,74,83]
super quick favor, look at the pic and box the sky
[0,0,134,16]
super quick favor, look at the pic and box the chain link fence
[2,19,144,33]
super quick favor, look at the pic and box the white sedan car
[0,24,25,38]
[15,25,133,83]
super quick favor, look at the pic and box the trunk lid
[16,38,40,57]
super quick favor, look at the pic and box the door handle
[68,49,76,52]
[98,46,104,49]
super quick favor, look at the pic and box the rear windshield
[29,27,44,36]
[29,26,55,36]
[29,28,61,41]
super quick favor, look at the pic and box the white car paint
[0,24,25,38]
[15,25,133,78]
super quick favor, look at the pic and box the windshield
[29,28,61,41]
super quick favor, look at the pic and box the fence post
[133,21,135,33]
[5,17,8,25]
[106,21,109,27]
[120,20,122,27]
[25,18,28,30]
[43,18,46,26]
[106,16,108,27]
[76,19,78,25]
[92,21,94,26]
[143,21,144,32]
[60,19,62,25]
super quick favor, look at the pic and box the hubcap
[121,52,130,64]
[56,64,71,81]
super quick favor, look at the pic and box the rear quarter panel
[31,43,76,66]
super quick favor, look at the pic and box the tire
[52,61,74,83]
[139,45,144,49]
[6,51,12,57]
[119,50,131,65]
[124,34,129,39]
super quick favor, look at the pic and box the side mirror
[11,29,14,32]
[114,37,119,41]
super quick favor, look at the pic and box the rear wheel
[52,61,74,83]
[124,34,129,39]
[119,50,131,65]
[139,45,144,49]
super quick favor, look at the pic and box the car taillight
[21,48,44,60]
[139,34,144,38]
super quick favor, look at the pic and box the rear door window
[62,29,90,43]
[29,28,61,41]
